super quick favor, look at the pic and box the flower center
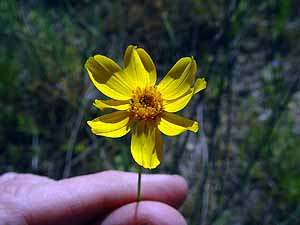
[130,86,163,121]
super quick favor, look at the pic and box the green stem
[137,165,142,201]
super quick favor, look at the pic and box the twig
[63,85,93,178]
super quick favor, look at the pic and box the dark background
[1,0,300,224]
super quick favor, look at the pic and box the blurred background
[1,0,300,224]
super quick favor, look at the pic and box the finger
[0,172,53,195]
[20,171,187,225]
[98,201,187,225]
[0,173,54,225]
[0,172,53,185]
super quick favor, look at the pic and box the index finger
[21,171,187,225]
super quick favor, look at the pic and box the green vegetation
[1,0,300,224]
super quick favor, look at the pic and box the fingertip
[170,175,188,207]
[142,174,188,208]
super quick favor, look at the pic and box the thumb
[98,201,187,225]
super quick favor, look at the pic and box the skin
[0,171,188,225]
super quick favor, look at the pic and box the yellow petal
[131,121,162,169]
[85,55,133,100]
[123,45,135,67]
[93,99,130,111]
[136,47,157,86]
[123,45,156,88]
[163,89,193,112]
[87,111,131,138]
[158,112,198,136]
[158,57,197,100]
[163,78,206,112]
[193,78,207,94]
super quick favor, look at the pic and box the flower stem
[137,165,142,201]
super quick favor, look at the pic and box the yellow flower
[85,45,206,169]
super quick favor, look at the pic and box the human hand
[0,171,187,225]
